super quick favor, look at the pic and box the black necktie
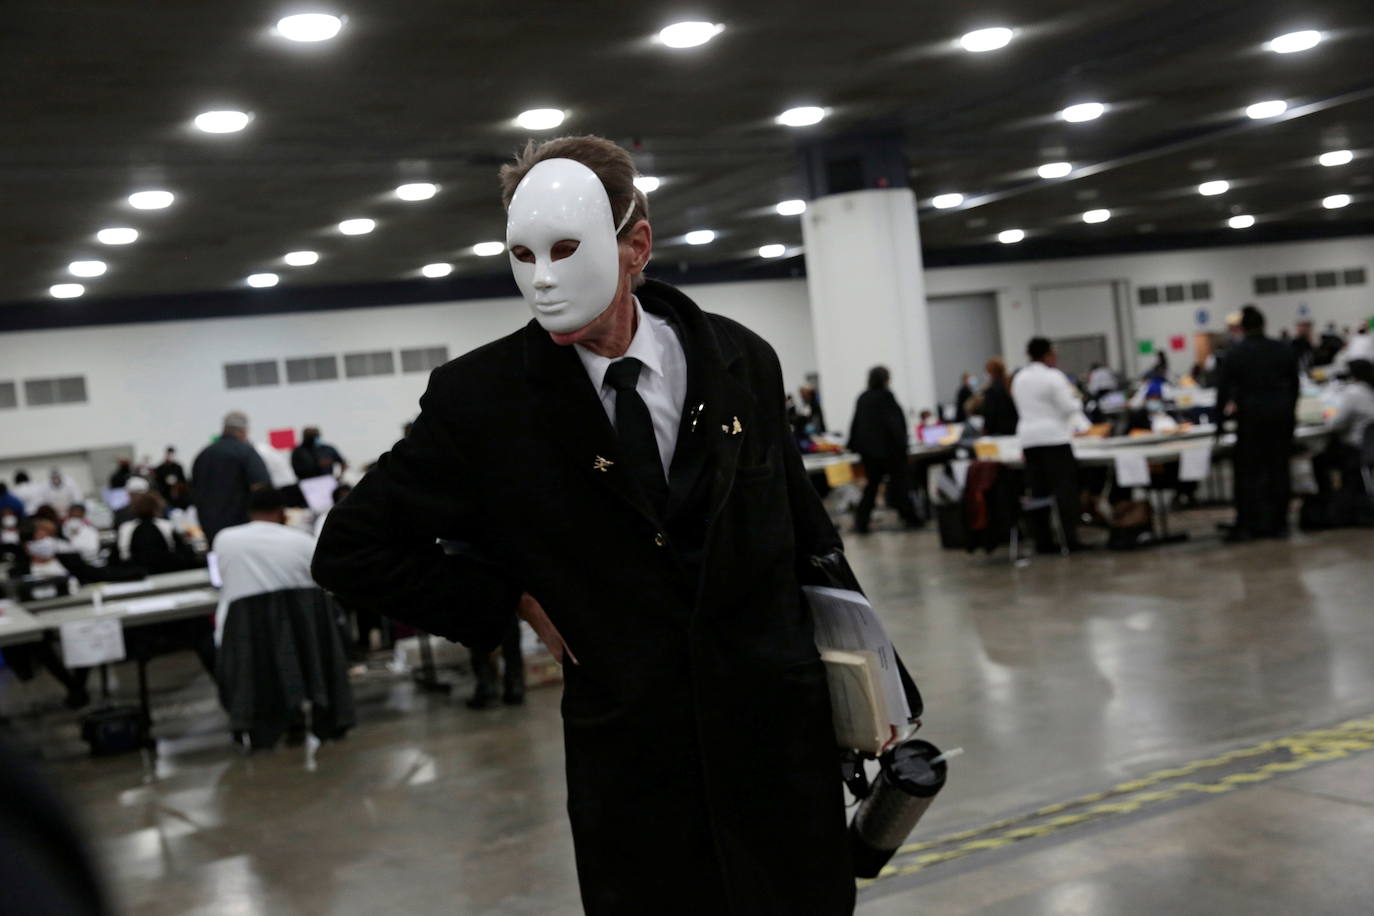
[605,357,669,511]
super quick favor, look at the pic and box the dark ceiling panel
[2,0,1372,312]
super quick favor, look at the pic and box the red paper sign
[1169,335,1185,351]
[268,428,297,450]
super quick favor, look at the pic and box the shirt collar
[575,297,667,390]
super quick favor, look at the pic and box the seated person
[118,492,200,573]
[1313,358,1374,496]
[212,488,318,646]
[61,504,103,567]
[0,506,21,561]
[112,476,152,528]
[3,521,90,708]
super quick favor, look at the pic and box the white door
[927,292,1002,415]
[1033,282,1123,373]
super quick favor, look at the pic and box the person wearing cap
[1216,305,1300,540]
[191,411,271,543]
[314,135,859,913]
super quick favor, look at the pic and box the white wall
[4,232,1372,480]
[925,234,1374,377]
[0,278,817,476]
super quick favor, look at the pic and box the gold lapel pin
[593,456,614,472]
[731,417,743,435]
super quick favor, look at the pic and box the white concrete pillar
[800,187,936,439]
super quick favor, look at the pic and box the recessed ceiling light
[68,260,106,278]
[959,27,1014,53]
[1323,194,1352,209]
[96,227,138,245]
[338,218,376,235]
[395,182,438,201]
[515,108,566,130]
[1083,208,1111,223]
[472,241,505,257]
[998,229,1025,244]
[1198,180,1230,196]
[128,190,174,210]
[776,106,827,128]
[685,229,716,245]
[931,193,964,209]
[1266,30,1322,54]
[421,263,454,278]
[1037,161,1073,179]
[1246,99,1288,119]
[246,273,279,288]
[193,110,251,133]
[284,250,319,267]
[633,176,661,193]
[50,283,84,299]
[1319,149,1353,167]
[776,199,806,216]
[758,244,787,259]
[658,21,724,48]
[276,13,344,42]
[1228,214,1255,229]
[1061,102,1106,123]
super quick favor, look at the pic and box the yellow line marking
[858,713,1374,887]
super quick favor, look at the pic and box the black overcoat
[313,279,855,914]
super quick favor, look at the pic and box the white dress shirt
[1011,361,1089,449]
[575,298,688,476]
[211,520,318,645]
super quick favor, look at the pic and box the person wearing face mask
[291,426,347,481]
[62,504,103,567]
[314,136,861,913]
[35,468,84,516]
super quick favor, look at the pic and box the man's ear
[627,220,653,273]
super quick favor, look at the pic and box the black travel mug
[849,738,948,878]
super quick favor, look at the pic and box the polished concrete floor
[6,511,1374,915]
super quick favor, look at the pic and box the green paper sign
[1137,339,1155,355]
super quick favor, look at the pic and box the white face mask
[2,515,16,529]
[506,158,635,335]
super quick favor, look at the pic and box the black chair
[1361,424,1374,498]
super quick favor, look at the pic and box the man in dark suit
[848,365,921,533]
[191,411,271,543]
[1216,305,1300,540]
[314,136,856,914]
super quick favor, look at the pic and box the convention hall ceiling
[3,0,1372,315]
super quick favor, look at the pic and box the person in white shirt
[211,488,317,646]
[33,468,84,515]
[1086,362,1117,396]
[1011,337,1091,552]
[60,504,103,567]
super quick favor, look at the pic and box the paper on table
[298,475,338,513]
[1114,453,1151,488]
[1178,445,1212,483]
[803,585,911,727]
[60,617,126,668]
[100,579,154,598]
[121,596,178,615]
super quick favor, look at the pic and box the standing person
[466,614,526,709]
[12,471,38,515]
[314,135,859,914]
[1216,305,1300,541]
[1086,362,1117,397]
[1012,338,1090,552]
[153,447,188,504]
[108,458,133,490]
[952,372,974,422]
[0,482,25,522]
[1291,319,1317,374]
[848,365,922,533]
[291,427,346,480]
[35,468,83,515]
[978,358,1020,436]
[191,411,271,544]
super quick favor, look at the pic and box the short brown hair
[498,135,648,239]
[132,491,165,521]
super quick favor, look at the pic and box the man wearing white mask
[315,136,857,913]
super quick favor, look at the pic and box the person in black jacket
[314,136,858,915]
[191,412,271,543]
[952,372,973,422]
[1216,305,1300,541]
[848,365,921,533]
[977,357,1020,436]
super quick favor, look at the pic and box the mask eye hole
[510,245,535,263]
[551,239,580,261]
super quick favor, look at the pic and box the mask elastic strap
[613,193,638,236]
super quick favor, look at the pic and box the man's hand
[517,592,579,665]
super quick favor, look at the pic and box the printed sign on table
[60,618,126,669]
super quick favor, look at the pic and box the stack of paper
[804,585,912,754]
